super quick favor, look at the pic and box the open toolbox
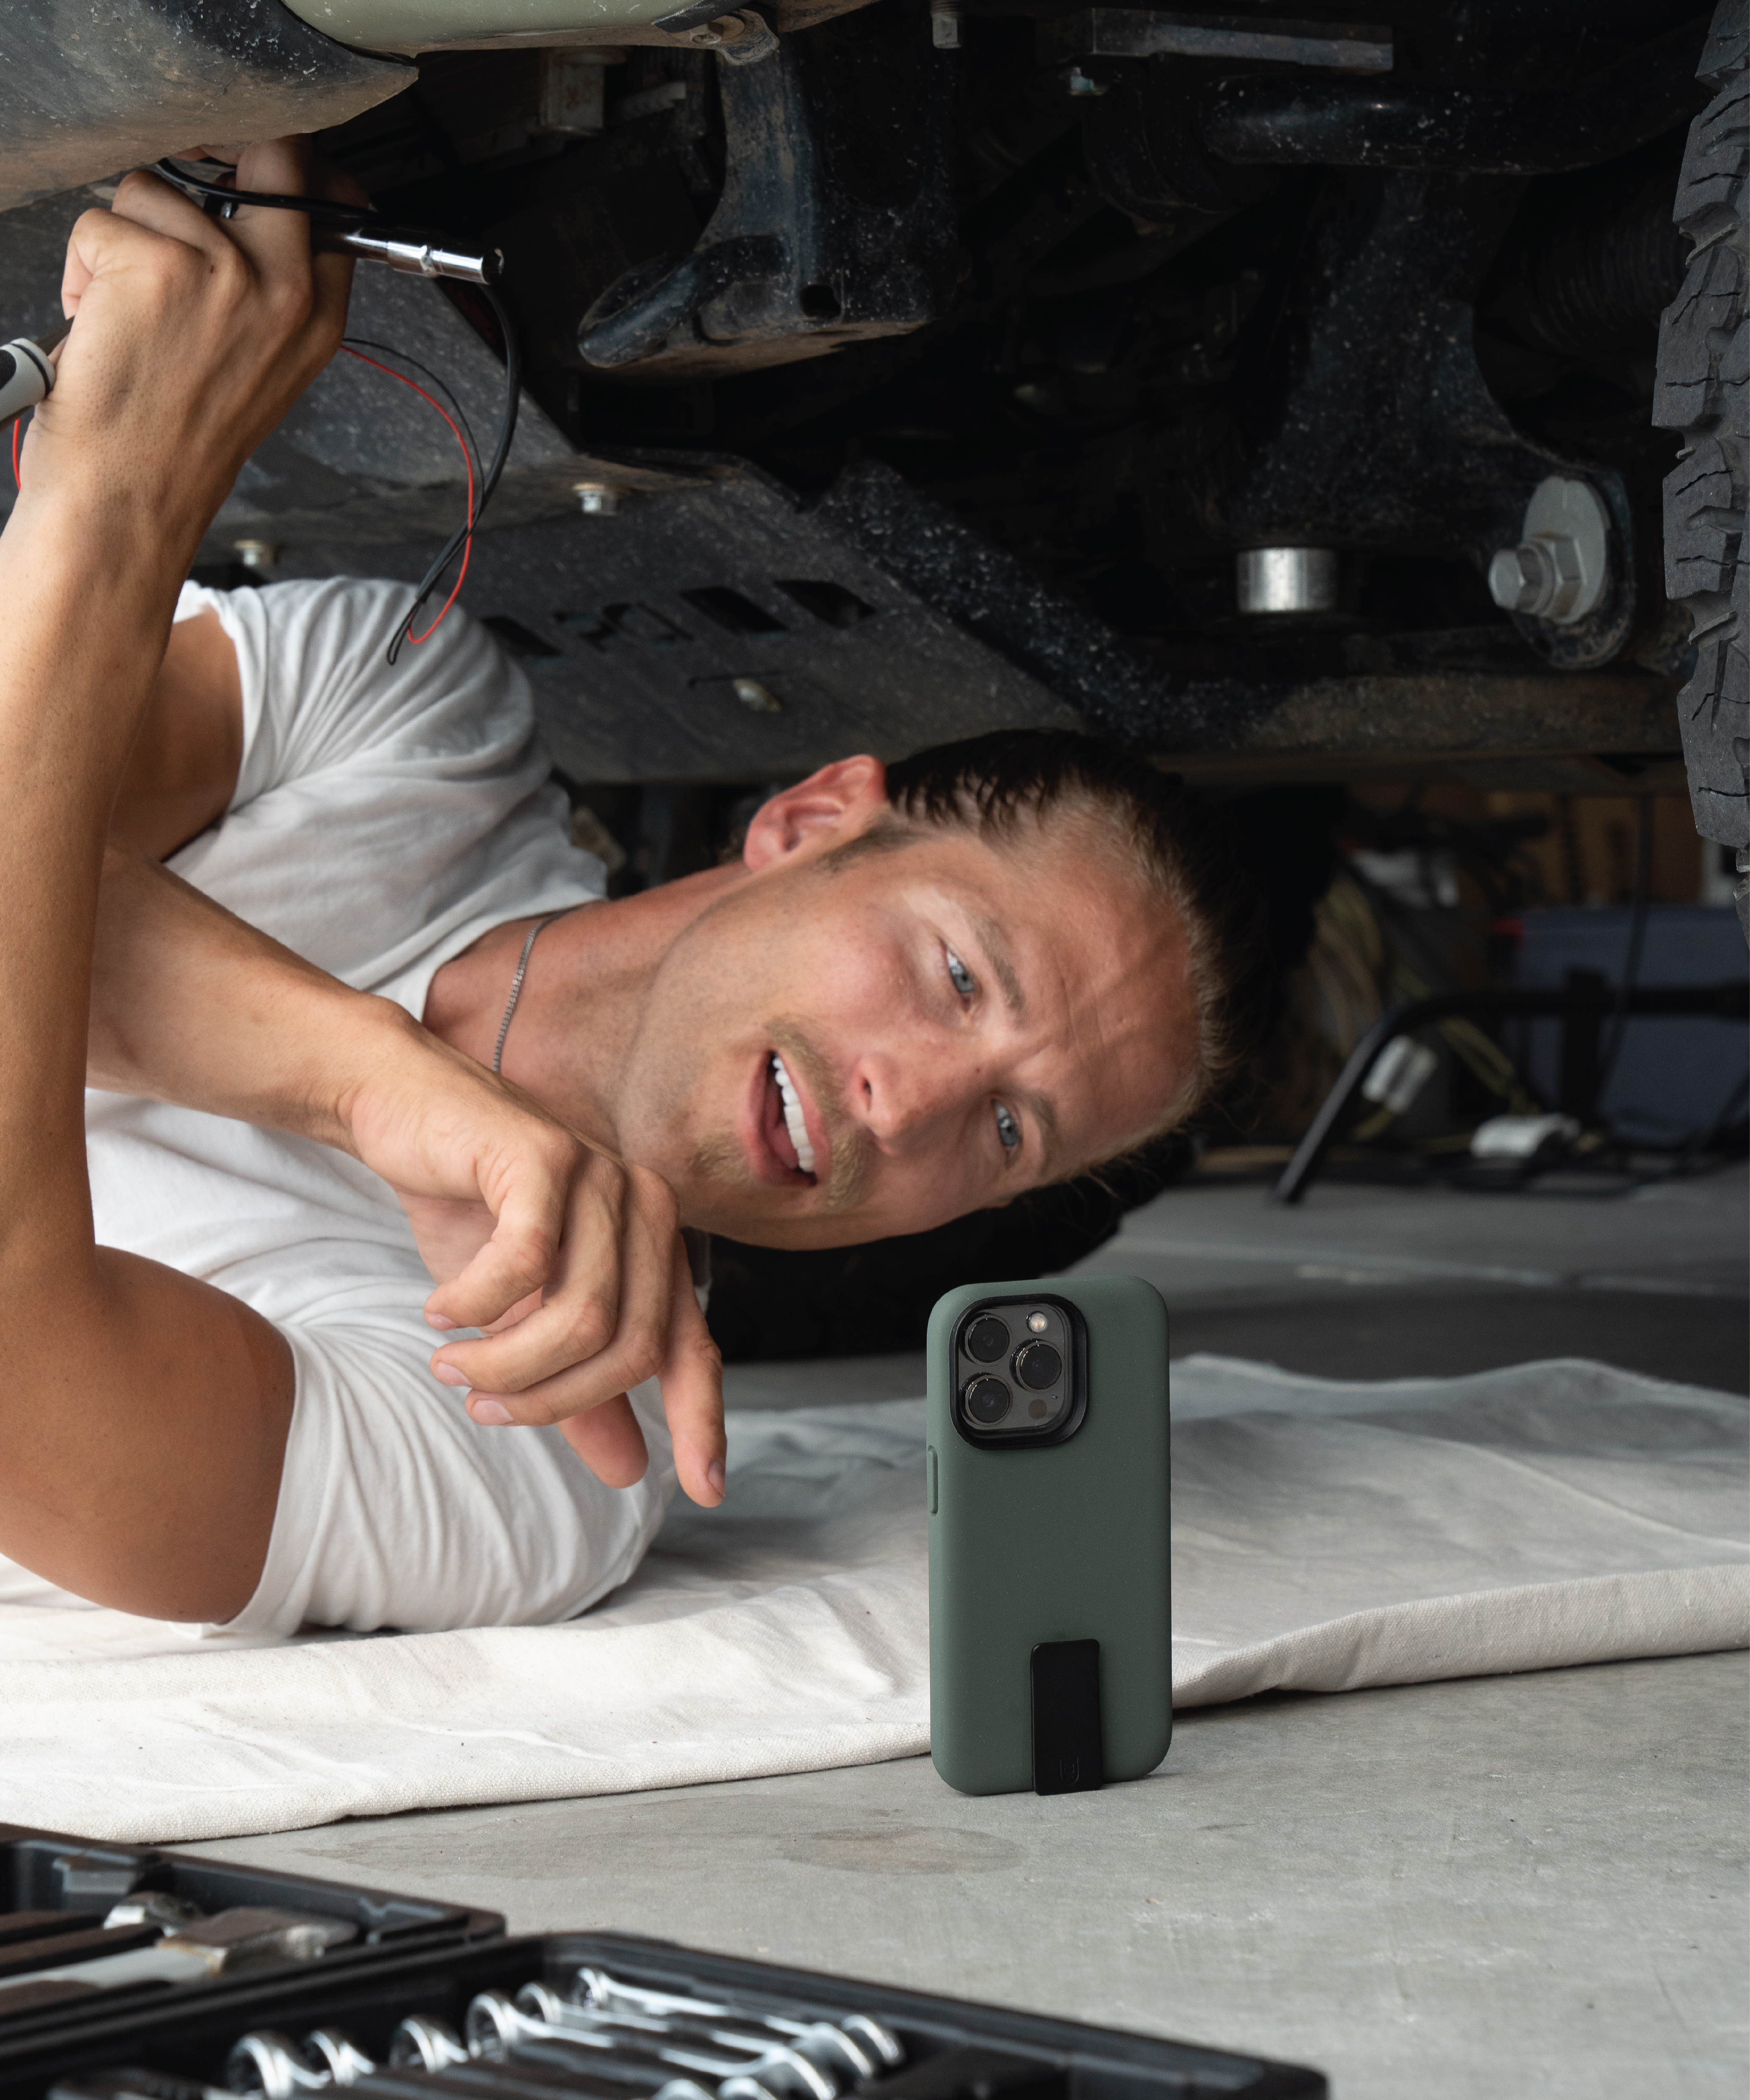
[0,1825,1325,2100]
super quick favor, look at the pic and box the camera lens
[1013,1341,1063,1391]
[963,1376,1012,1425]
[964,1316,1009,1363]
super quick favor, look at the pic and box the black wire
[1595,796,1655,1110]
[154,156,377,229]
[386,283,519,664]
[343,335,482,484]
[142,158,519,665]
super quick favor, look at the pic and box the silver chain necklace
[491,912,565,1074]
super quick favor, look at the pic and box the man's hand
[25,139,356,562]
[338,1025,726,1506]
[89,843,726,1509]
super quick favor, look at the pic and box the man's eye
[994,1102,1021,1152]
[945,947,976,998]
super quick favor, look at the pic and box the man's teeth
[770,1054,817,1176]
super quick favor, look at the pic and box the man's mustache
[768,1020,871,1213]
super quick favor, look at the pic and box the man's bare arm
[90,841,725,1504]
[0,141,720,1626]
[0,142,354,1618]
[109,608,244,860]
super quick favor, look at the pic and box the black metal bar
[1270,979,1749,1207]
[1557,967,1608,1122]
[1202,13,1709,173]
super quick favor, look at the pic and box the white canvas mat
[0,1355,1742,1843]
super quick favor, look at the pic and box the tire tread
[1656,0,1750,859]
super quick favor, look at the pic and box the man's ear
[743,755,888,868]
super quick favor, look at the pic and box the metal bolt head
[731,677,782,713]
[574,481,621,516]
[1488,542,1554,615]
[1491,477,1610,626]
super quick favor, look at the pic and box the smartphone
[926,1273,1171,1796]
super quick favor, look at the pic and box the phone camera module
[964,1316,1009,1363]
[1013,1341,1063,1391]
[963,1375,1012,1425]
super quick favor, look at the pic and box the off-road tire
[1654,0,1750,936]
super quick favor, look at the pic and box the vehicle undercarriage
[1,0,1744,1340]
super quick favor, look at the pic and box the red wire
[8,354,474,638]
[340,344,476,643]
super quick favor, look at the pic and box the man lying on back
[0,139,1258,1639]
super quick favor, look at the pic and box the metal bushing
[1236,546,1339,614]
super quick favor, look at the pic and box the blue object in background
[1510,906,1747,1145]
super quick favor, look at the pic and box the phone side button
[926,1445,938,1515]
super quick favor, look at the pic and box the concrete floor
[186,1654,1747,2100]
[184,1162,1750,2098]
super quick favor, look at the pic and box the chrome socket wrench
[569,1972,903,2076]
[229,2021,713,2100]
[227,2033,333,2100]
[516,1988,853,2096]
[467,1994,800,2100]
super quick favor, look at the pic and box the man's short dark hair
[882,729,1267,1149]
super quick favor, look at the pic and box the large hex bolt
[1487,476,1609,626]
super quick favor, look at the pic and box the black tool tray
[0,1821,501,2085]
[0,1829,1324,2100]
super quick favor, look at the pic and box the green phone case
[927,1273,1172,1796]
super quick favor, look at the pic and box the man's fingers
[424,1199,576,1340]
[160,138,364,323]
[660,1235,726,1508]
[435,1285,641,1401]
[470,1252,721,1508]
[60,196,214,323]
[105,140,349,357]
[108,166,238,244]
[430,1160,672,1399]
[443,1207,693,1442]
[558,1396,649,1488]
[422,1134,626,1337]
[214,137,320,276]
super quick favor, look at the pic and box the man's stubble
[684,1018,873,1221]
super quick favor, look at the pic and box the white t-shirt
[0,577,675,1638]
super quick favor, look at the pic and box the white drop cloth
[0,1356,1742,1844]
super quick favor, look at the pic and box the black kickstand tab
[1030,1639,1105,1795]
